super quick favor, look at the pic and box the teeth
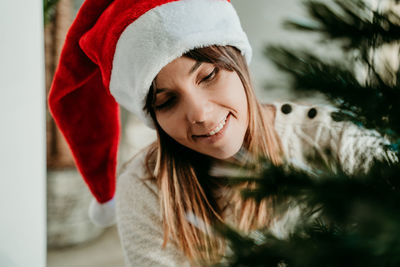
[207,116,227,136]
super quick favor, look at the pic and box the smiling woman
[48,0,398,266]
[138,45,283,264]
[148,48,249,159]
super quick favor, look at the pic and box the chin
[208,143,243,160]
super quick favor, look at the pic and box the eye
[154,95,177,111]
[200,67,219,83]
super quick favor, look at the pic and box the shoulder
[116,145,158,208]
[118,145,153,179]
[115,146,191,266]
[116,145,162,236]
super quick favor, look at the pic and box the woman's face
[153,56,249,159]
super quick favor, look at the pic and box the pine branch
[217,160,400,267]
[265,46,400,135]
[285,0,400,50]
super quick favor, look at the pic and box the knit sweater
[115,101,398,267]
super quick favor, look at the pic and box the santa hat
[48,0,252,227]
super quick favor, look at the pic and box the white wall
[0,0,46,267]
[231,0,334,104]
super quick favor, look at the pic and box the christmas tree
[213,1,400,266]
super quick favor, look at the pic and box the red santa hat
[48,0,252,227]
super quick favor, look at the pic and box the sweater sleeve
[336,119,399,175]
[115,151,191,267]
[273,101,398,176]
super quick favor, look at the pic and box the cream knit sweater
[116,101,398,267]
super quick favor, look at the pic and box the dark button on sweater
[281,104,292,114]
[307,108,317,119]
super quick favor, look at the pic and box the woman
[116,45,398,266]
[48,0,398,266]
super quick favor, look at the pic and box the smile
[192,113,231,143]
[207,115,228,136]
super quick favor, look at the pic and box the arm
[273,101,398,175]
[116,155,191,267]
[335,119,398,175]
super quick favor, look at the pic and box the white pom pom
[88,198,116,227]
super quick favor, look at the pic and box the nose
[183,91,211,124]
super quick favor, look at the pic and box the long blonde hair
[143,45,284,265]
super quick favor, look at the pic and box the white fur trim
[88,197,116,227]
[110,0,252,128]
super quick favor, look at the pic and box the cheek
[156,113,174,133]
[228,84,249,136]
[155,112,186,141]
[220,74,248,118]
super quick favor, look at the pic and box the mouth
[206,114,229,136]
[192,113,231,141]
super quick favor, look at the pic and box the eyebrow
[189,61,202,75]
[155,61,203,95]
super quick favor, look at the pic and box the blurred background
[0,0,346,266]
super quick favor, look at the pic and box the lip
[193,113,231,143]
